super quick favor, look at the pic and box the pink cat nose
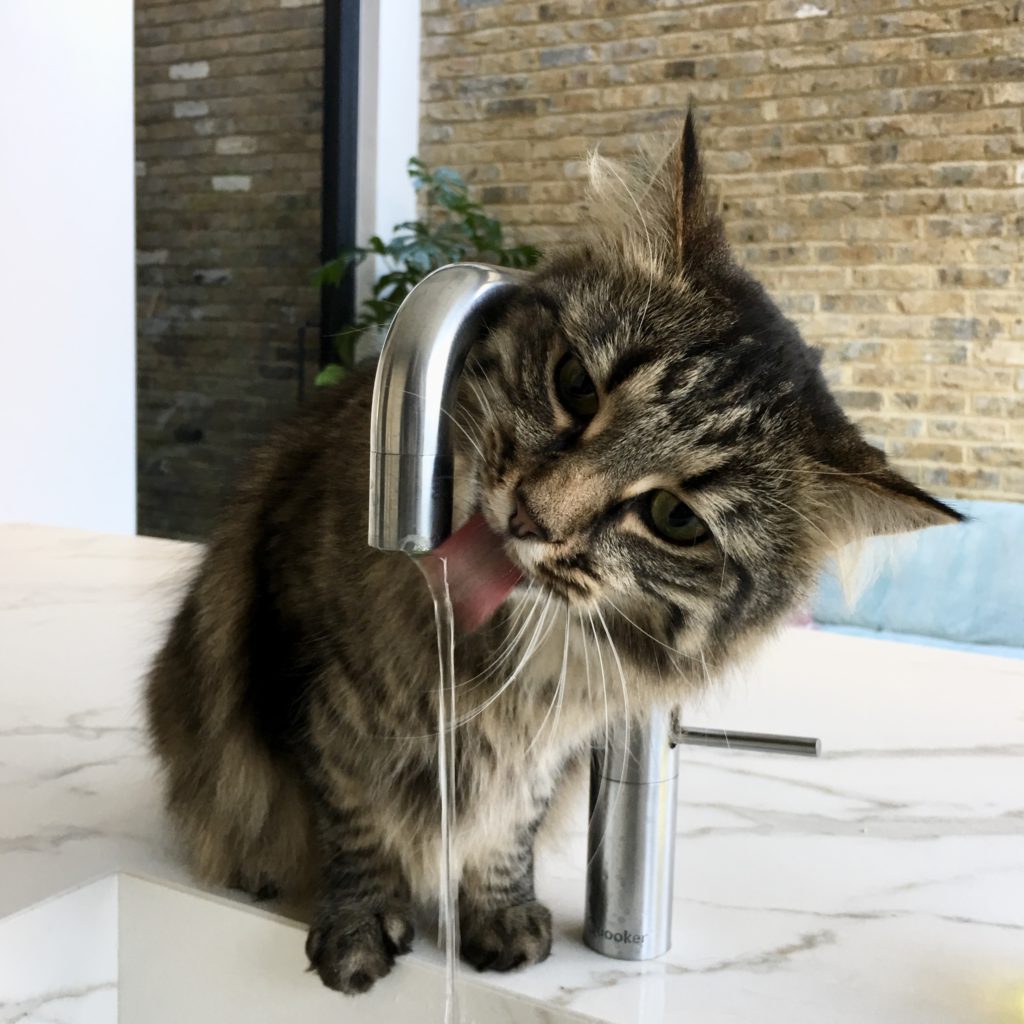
[509,491,548,542]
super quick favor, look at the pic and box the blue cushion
[812,499,1024,648]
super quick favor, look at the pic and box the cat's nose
[509,490,549,542]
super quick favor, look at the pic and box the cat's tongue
[429,513,523,634]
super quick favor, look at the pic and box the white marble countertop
[1,523,1022,1023]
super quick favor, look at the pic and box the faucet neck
[368,263,531,554]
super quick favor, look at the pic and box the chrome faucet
[367,262,820,963]
[368,262,529,554]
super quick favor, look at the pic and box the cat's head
[457,111,960,676]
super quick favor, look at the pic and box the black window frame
[320,0,361,368]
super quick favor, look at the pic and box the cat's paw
[305,900,415,994]
[460,900,552,972]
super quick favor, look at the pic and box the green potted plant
[314,158,541,385]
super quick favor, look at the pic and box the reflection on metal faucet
[368,262,529,555]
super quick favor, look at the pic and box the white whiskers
[525,605,571,756]
[456,591,555,727]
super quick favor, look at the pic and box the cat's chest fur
[388,607,621,900]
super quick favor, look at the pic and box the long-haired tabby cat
[146,112,960,994]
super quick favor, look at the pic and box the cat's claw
[305,902,415,994]
[460,900,552,973]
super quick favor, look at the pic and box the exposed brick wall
[420,0,1024,502]
[136,0,323,539]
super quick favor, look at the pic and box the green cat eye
[554,352,598,419]
[646,490,709,546]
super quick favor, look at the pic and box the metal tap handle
[672,725,821,757]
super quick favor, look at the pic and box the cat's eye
[645,490,709,546]
[554,352,598,419]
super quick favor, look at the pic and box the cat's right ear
[583,105,729,271]
[671,107,728,271]
[812,434,964,548]
[817,468,963,547]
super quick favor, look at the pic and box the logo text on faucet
[603,929,645,945]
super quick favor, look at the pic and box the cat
[145,111,961,995]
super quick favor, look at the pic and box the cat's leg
[459,824,553,972]
[305,791,415,994]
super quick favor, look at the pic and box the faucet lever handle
[671,724,821,758]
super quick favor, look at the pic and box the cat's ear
[584,105,729,271]
[668,107,729,270]
[814,440,963,547]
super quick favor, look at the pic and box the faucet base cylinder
[584,707,679,961]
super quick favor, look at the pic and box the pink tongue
[429,513,523,634]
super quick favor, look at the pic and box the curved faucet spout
[368,263,531,554]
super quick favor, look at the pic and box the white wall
[355,0,422,304]
[0,1,136,534]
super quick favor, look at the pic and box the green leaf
[312,246,374,287]
[365,298,398,320]
[408,157,430,190]
[312,259,344,287]
[317,156,544,359]
[315,363,348,386]
[375,270,412,289]
[379,281,411,306]
[505,243,542,269]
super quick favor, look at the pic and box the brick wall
[420,0,1024,502]
[136,0,323,539]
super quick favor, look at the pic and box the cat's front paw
[460,900,552,972]
[305,899,415,994]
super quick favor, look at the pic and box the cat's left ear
[814,440,964,548]
[671,108,728,269]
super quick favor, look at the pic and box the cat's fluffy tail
[145,567,316,900]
